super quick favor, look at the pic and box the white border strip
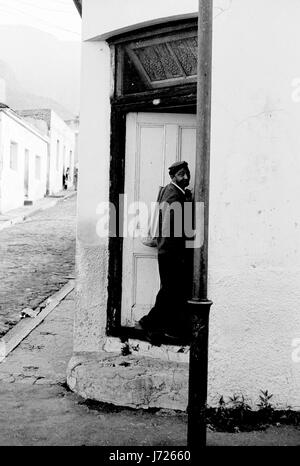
[0,280,74,361]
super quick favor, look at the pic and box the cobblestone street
[0,195,76,336]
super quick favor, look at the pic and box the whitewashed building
[65,116,79,167]
[67,0,300,411]
[0,103,48,214]
[18,109,76,195]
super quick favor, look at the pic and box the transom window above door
[111,19,198,97]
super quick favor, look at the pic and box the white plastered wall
[74,40,111,351]
[48,111,76,194]
[0,112,48,213]
[208,0,300,408]
[0,114,3,213]
[73,0,300,409]
[82,0,197,40]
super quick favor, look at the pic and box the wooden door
[121,112,196,327]
[24,149,29,199]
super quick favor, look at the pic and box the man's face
[172,168,190,189]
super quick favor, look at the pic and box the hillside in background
[0,25,80,119]
[0,60,74,120]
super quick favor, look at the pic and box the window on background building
[69,150,73,172]
[10,141,18,171]
[56,139,60,170]
[35,155,41,180]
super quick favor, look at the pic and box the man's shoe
[163,330,191,345]
[135,320,162,346]
[134,322,144,331]
[144,329,162,346]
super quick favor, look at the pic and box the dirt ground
[0,382,299,446]
[0,291,299,447]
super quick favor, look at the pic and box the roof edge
[0,108,49,143]
[73,0,82,16]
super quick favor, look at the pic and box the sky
[0,0,81,41]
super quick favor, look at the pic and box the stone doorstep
[103,337,190,364]
[67,351,189,411]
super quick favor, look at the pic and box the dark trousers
[140,252,191,335]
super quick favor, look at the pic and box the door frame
[107,87,197,337]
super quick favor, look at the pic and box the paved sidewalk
[0,290,299,446]
[0,189,76,232]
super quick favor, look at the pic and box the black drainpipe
[187,0,213,449]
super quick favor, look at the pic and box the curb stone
[0,280,74,361]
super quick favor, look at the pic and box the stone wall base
[67,351,189,411]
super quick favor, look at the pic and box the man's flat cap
[168,160,189,176]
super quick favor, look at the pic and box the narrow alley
[0,195,76,336]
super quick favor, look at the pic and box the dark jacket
[156,183,193,256]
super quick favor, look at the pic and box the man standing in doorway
[137,161,193,345]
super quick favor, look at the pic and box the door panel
[138,125,165,205]
[121,112,196,327]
